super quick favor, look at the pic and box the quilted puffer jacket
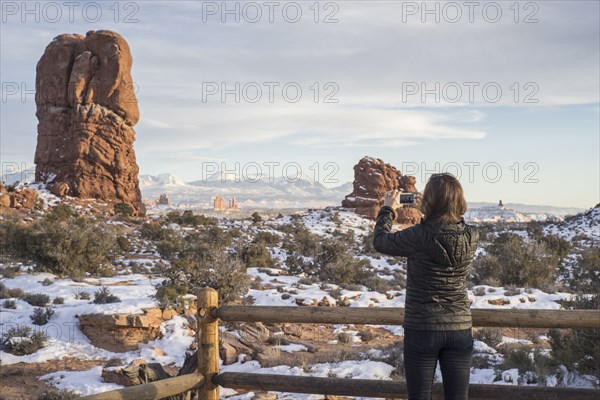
[373,205,479,330]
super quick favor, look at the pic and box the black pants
[403,328,473,400]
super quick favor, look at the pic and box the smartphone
[399,193,416,204]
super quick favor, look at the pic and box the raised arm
[373,205,420,257]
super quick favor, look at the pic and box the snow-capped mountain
[140,172,352,209]
[139,173,187,188]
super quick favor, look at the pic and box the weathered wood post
[197,287,219,400]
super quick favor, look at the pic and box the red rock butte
[34,30,145,215]
[342,156,421,225]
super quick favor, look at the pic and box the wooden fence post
[197,287,219,400]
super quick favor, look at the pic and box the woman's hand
[383,189,401,211]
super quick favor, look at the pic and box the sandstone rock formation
[158,193,169,205]
[0,182,40,209]
[78,307,194,352]
[214,195,226,211]
[342,156,421,225]
[34,30,145,215]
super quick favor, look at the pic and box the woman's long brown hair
[418,173,467,224]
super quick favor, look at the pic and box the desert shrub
[476,223,496,242]
[568,246,600,293]
[254,231,280,246]
[53,296,64,305]
[392,271,407,289]
[165,210,217,227]
[472,286,486,296]
[266,336,290,346]
[501,348,558,384]
[140,222,173,241]
[362,274,395,293]
[5,214,119,278]
[471,233,558,287]
[156,236,183,260]
[93,287,121,304]
[241,241,276,269]
[74,290,90,300]
[23,293,50,307]
[549,294,600,376]
[318,243,371,286]
[504,285,521,296]
[281,224,321,259]
[251,212,262,224]
[158,238,249,304]
[297,277,316,286]
[1,326,48,355]
[357,330,374,342]
[116,236,132,253]
[0,282,25,299]
[0,218,34,259]
[2,299,16,309]
[204,226,234,248]
[474,328,503,348]
[284,254,313,276]
[165,210,184,224]
[104,357,125,367]
[538,234,571,259]
[114,202,135,218]
[331,228,356,244]
[37,389,81,400]
[361,231,376,254]
[0,265,20,278]
[45,204,73,222]
[41,277,54,286]
[337,333,353,344]
[30,306,54,325]
[154,281,188,308]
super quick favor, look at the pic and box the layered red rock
[342,156,421,224]
[0,182,39,210]
[34,30,145,215]
[214,195,227,211]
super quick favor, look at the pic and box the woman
[373,173,478,400]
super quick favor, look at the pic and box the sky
[1,0,599,208]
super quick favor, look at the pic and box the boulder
[49,182,70,197]
[0,185,39,209]
[78,308,183,352]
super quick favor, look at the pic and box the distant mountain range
[3,169,588,220]
[139,172,353,209]
[139,173,586,220]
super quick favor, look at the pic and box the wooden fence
[82,288,600,400]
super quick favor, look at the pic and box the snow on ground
[219,359,394,398]
[41,366,124,396]
[545,205,600,242]
[274,343,309,353]
[0,273,158,366]
[139,316,195,367]
[1,205,598,396]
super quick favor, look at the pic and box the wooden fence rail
[215,372,599,400]
[80,373,204,400]
[214,305,600,329]
[81,288,599,400]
